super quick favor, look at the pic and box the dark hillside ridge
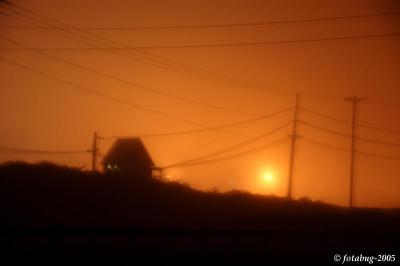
[0,161,399,263]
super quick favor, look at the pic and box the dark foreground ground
[0,161,399,265]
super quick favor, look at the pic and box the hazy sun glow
[261,170,275,185]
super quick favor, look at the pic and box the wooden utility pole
[344,97,365,208]
[91,131,98,171]
[287,93,300,199]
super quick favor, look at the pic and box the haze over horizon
[1,0,399,208]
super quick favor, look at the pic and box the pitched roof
[103,138,154,166]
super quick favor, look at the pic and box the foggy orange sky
[0,0,399,208]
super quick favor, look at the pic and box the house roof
[102,138,154,166]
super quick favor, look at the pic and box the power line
[298,120,351,137]
[300,106,400,134]
[0,55,251,138]
[7,135,387,168]
[0,146,90,154]
[0,8,236,86]
[357,135,400,146]
[98,108,292,139]
[1,11,399,30]
[162,121,292,168]
[0,4,384,101]
[0,5,296,97]
[300,138,350,152]
[299,107,352,124]
[0,8,222,83]
[0,36,262,117]
[163,138,288,169]
[356,150,400,160]
[1,32,398,50]
[299,120,400,146]
[357,123,400,134]
[1,4,394,105]
[301,137,400,159]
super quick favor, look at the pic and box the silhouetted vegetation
[0,161,399,263]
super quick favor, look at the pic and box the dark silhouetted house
[102,138,155,178]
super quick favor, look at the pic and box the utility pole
[287,93,300,199]
[344,97,365,208]
[91,131,98,171]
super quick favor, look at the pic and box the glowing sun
[262,171,275,184]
